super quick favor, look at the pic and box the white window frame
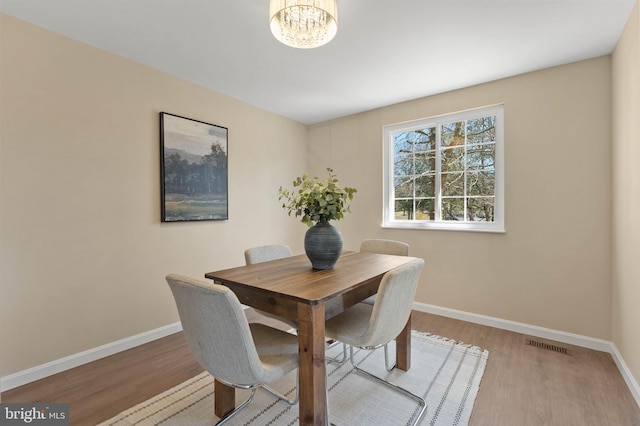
[382,104,504,233]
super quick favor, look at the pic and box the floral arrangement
[278,168,357,227]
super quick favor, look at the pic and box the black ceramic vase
[304,221,343,270]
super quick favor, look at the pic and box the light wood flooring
[2,310,639,425]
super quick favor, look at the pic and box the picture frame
[160,112,228,222]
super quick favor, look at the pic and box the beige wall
[0,14,307,377]
[613,1,640,388]
[310,57,613,340]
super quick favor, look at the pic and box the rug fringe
[412,330,490,357]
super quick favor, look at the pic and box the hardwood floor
[3,310,640,425]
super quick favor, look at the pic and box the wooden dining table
[204,250,418,425]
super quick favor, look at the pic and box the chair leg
[262,368,299,405]
[215,370,298,425]
[349,346,427,426]
[326,342,348,365]
[215,388,257,426]
[383,343,396,371]
[327,342,394,369]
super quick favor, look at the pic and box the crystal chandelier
[269,0,338,49]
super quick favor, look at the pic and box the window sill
[382,221,505,233]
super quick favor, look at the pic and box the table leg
[214,379,235,420]
[297,302,328,425]
[396,313,412,371]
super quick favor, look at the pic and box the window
[383,104,504,232]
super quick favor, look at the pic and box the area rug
[99,331,489,426]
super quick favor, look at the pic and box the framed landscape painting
[160,112,228,222]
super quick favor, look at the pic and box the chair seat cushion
[324,303,373,347]
[360,295,376,305]
[254,309,298,329]
[250,323,299,383]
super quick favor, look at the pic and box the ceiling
[1,0,636,124]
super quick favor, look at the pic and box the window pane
[394,199,414,220]
[394,152,412,176]
[441,147,465,172]
[467,197,494,222]
[415,174,435,197]
[442,172,464,196]
[467,144,495,170]
[413,127,436,151]
[442,198,464,221]
[467,116,496,144]
[467,171,495,196]
[416,199,435,220]
[442,122,464,147]
[394,176,413,197]
[415,151,436,174]
[394,132,413,155]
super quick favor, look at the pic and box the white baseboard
[413,302,640,409]
[413,302,612,351]
[610,342,640,408]
[0,322,183,393]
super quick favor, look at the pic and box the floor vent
[526,339,569,355]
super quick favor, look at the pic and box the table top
[204,251,417,305]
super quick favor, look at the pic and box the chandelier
[269,0,338,49]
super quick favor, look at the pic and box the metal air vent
[526,338,569,355]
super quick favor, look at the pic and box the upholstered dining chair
[244,244,298,329]
[244,244,292,266]
[324,258,426,426]
[166,274,299,425]
[326,239,411,366]
[359,239,410,305]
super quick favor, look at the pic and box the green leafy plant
[278,168,357,227]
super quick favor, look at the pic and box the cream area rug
[99,331,489,426]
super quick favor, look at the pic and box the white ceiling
[1,0,635,124]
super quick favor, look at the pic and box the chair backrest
[360,239,409,256]
[244,244,292,265]
[361,258,424,347]
[165,274,267,385]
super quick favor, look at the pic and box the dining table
[204,250,418,425]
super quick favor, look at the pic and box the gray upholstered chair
[324,258,426,426]
[328,239,411,365]
[360,239,410,305]
[360,238,410,257]
[244,244,293,265]
[166,274,299,425]
[244,244,298,329]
